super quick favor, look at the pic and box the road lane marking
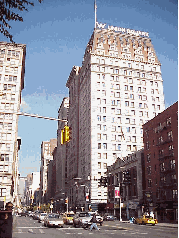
[16,227,47,229]
[39,229,45,234]
[28,228,35,233]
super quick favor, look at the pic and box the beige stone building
[65,23,165,211]
[0,42,26,208]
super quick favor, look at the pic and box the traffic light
[61,129,65,144]
[64,126,70,142]
[61,126,72,144]
[65,198,68,204]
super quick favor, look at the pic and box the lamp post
[80,184,90,211]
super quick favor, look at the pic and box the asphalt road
[12,216,178,238]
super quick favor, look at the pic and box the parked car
[135,215,158,225]
[63,211,75,225]
[88,212,103,226]
[73,212,91,228]
[38,213,47,223]
[44,213,64,228]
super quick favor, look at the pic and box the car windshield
[67,214,74,217]
[48,214,59,218]
[79,213,90,217]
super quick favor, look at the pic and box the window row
[0,154,9,161]
[98,162,107,169]
[0,122,12,130]
[0,113,13,120]
[0,133,12,141]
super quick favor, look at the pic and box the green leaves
[0,0,42,42]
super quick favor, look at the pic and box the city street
[12,216,178,238]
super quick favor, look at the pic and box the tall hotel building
[0,42,26,207]
[66,23,165,210]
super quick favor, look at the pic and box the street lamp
[80,185,90,211]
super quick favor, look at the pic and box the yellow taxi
[135,215,158,225]
[63,211,75,225]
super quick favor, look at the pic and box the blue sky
[1,0,177,176]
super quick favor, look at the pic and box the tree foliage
[0,0,42,42]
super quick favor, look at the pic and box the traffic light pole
[119,183,122,221]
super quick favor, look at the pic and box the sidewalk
[157,222,178,228]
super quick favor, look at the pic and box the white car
[44,213,64,228]
[88,212,103,226]
[38,213,47,223]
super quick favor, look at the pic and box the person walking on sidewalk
[90,214,100,231]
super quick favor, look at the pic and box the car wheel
[100,222,102,226]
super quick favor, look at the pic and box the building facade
[143,101,178,222]
[0,42,26,207]
[66,67,81,211]
[39,139,57,204]
[54,97,69,212]
[66,23,165,211]
[106,150,144,219]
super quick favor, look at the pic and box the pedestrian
[90,213,100,231]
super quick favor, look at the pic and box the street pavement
[12,216,178,238]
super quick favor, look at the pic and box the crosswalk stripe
[39,229,45,234]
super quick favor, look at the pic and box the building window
[0,188,6,197]
[168,131,173,141]
[148,179,152,187]
[170,159,175,169]
[97,124,101,130]
[117,100,121,106]
[103,153,107,159]
[167,117,171,126]
[98,162,101,169]
[103,143,107,149]
[173,190,178,199]
[160,162,165,172]
[130,94,134,99]
[97,115,101,121]
[125,85,128,91]
[98,143,101,149]
[147,154,151,163]
[146,142,150,150]
[126,118,130,124]
[98,153,101,159]
[132,136,136,142]
[126,127,130,133]
[125,101,129,107]
[131,118,135,124]
[147,166,151,175]
[97,133,101,140]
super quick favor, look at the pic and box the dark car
[19,212,27,217]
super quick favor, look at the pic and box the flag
[94,0,97,11]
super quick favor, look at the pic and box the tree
[0,0,42,43]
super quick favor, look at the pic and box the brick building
[143,101,178,222]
